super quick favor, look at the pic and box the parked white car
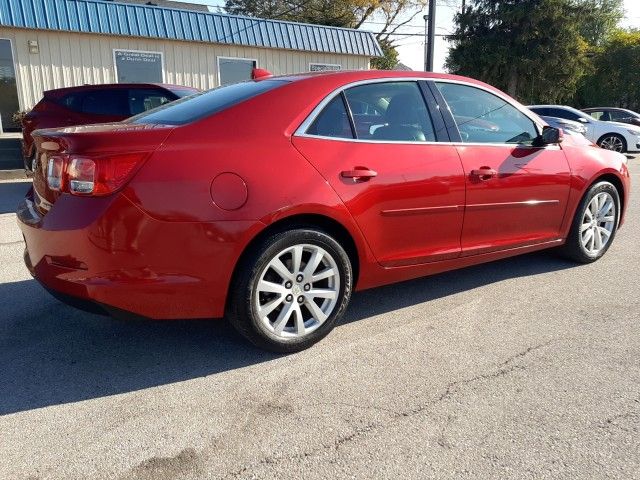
[529,105,640,153]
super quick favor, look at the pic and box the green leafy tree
[575,29,640,110]
[371,39,400,69]
[575,0,623,45]
[445,0,620,104]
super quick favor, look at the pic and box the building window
[218,57,257,86]
[114,49,164,83]
[309,63,341,72]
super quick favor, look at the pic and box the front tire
[561,181,620,263]
[227,228,353,353]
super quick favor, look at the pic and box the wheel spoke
[270,257,293,280]
[599,199,613,217]
[308,288,337,299]
[258,279,287,295]
[582,228,594,250]
[291,245,303,275]
[593,226,602,250]
[598,226,611,240]
[303,248,324,278]
[311,267,336,282]
[305,299,328,324]
[294,305,306,335]
[258,296,284,317]
[580,221,591,233]
[601,215,615,223]
[273,301,295,334]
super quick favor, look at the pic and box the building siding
[1,27,370,110]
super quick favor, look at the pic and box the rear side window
[306,95,353,139]
[129,80,287,125]
[548,107,580,121]
[81,89,129,116]
[344,81,435,142]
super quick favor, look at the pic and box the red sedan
[17,71,630,352]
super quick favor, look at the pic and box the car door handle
[341,167,378,181]
[471,167,498,179]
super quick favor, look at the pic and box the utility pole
[425,0,436,72]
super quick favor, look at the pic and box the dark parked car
[583,107,640,127]
[21,83,198,172]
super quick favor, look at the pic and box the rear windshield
[128,80,288,125]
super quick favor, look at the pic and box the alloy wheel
[580,192,616,255]
[255,244,341,338]
[599,136,625,152]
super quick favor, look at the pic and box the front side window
[436,82,538,144]
[344,82,435,142]
[609,110,628,121]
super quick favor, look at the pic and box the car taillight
[47,156,65,191]
[67,157,96,194]
[46,152,148,196]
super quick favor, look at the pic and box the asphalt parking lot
[1,158,639,480]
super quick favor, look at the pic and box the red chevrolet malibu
[18,71,630,352]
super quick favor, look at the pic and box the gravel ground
[0,157,638,480]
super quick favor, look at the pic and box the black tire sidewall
[228,228,352,353]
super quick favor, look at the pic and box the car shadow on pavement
[0,180,30,214]
[0,250,575,416]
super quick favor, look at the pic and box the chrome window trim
[294,76,547,144]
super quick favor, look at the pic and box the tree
[575,29,640,110]
[445,0,621,104]
[224,0,428,70]
[371,39,400,69]
[575,0,623,46]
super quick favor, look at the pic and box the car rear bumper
[17,189,260,319]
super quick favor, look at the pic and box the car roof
[269,70,510,97]
[43,83,199,97]
[583,107,636,114]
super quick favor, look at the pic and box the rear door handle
[470,167,498,179]
[341,167,377,181]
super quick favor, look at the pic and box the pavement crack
[223,340,555,478]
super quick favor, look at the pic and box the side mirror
[534,126,563,146]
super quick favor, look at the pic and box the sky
[169,0,640,73]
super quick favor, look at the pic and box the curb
[0,170,29,181]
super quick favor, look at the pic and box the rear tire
[227,228,352,353]
[561,181,620,263]
[597,133,627,153]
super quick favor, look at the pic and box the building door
[0,39,20,132]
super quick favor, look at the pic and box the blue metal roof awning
[0,0,383,57]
